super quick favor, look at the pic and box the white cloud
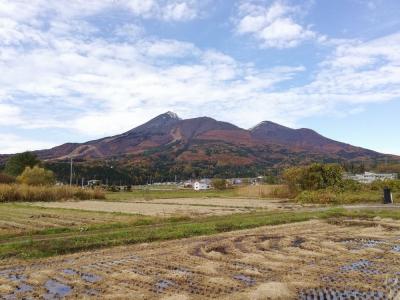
[0,0,400,154]
[0,134,57,154]
[235,1,318,48]
[163,2,198,21]
[139,39,200,57]
[114,23,144,40]
[0,104,23,125]
[0,0,202,24]
[302,32,400,102]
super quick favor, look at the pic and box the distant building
[87,180,102,187]
[345,172,398,184]
[229,178,243,185]
[183,180,194,188]
[194,179,212,190]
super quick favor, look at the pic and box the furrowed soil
[30,198,301,217]
[2,218,400,299]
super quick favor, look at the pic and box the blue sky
[0,0,399,155]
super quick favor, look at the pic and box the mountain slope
[250,121,379,159]
[36,112,257,162]
[1,112,395,169]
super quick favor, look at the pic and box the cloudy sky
[0,0,399,154]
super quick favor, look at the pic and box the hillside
[0,112,396,183]
[29,112,387,162]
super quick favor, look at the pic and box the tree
[282,166,304,192]
[4,152,40,176]
[17,166,55,186]
[212,178,228,190]
[283,163,343,192]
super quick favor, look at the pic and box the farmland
[1,186,400,299]
[1,217,400,299]
[31,197,300,217]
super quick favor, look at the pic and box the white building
[194,179,212,190]
[345,172,397,184]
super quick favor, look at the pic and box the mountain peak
[250,120,291,132]
[165,111,181,120]
[125,111,181,134]
[143,111,181,124]
[164,111,180,120]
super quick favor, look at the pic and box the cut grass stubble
[2,207,400,260]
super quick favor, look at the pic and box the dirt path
[2,218,400,299]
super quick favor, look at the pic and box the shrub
[368,179,400,192]
[340,179,363,192]
[283,163,343,192]
[0,184,105,202]
[0,173,15,184]
[212,178,228,190]
[17,166,55,186]
[296,190,338,204]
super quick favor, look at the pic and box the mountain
[250,121,378,159]
[37,112,253,161]
[1,112,396,182]
[32,112,388,161]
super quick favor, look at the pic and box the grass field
[2,204,400,260]
[0,203,160,237]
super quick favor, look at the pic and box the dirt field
[2,218,400,299]
[31,198,301,217]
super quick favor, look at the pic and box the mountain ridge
[0,112,396,169]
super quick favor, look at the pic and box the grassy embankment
[1,204,400,260]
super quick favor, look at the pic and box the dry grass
[0,184,105,202]
[234,185,292,199]
[32,200,251,216]
[3,218,400,299]
[245,282,294,300]
[31,197,300,217]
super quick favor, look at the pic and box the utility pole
[70,157,73,186]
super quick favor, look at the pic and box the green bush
[283,163,343,192]
[0,184,105,202]
[340,179,363,192]
[17,166,55,186]
[368,179,400,192]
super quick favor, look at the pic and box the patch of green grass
[2,207,400,260]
